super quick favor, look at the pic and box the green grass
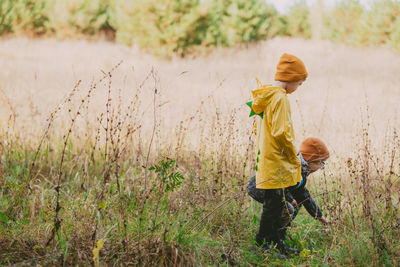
[0,141,399,266]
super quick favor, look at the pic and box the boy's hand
[319,216,330,225]
[291,199,297,207]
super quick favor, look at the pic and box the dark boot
[258,239,287,260]
[274,252,287,260]
[255,237,271,250]
[277,223,299,254]
[277,239,299,255]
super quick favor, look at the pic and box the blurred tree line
[323,0,400,50]
[0,0,399,57]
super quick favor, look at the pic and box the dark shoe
[284,246,299,254]
[256,241,287,260]
[256,239,271,250]
[275,252,287,260]
[277,240,299,255]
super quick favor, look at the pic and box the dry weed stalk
[47,62,122,248]
[0,87,17,167]
[28,80,82,192]
[144,68,159,192]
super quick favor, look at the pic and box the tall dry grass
[0,37,399,265]
[1,37,400,153]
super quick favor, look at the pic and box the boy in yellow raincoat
[247,53,307,257]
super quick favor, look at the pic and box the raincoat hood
[251,85,286,115]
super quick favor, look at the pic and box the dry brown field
[1,37,399,158]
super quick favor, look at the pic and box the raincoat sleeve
[270,95,300,165]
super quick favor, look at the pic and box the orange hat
[275,53,308,82]
[300,137,330,162]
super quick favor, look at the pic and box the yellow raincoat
[250,83,301,189]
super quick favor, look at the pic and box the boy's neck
[272,81,287,90]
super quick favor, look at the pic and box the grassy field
[0,37,399,266]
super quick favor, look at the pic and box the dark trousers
[256,189,295,246]
[278,201,296,240]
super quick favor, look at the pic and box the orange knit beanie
[300,137,330,162]
[275,53,308,82]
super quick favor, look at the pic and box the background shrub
[0,0,48,35]
[322,0,365,46]
[323,0,400,50]
[281,0,312,39]
[114,0,281,57]
[2,0,400,56]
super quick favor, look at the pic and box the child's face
[308,160,325,173]
[286,80,304,94]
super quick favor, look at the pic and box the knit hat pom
[275,53,308,82]
[300,137,330,162]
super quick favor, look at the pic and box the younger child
[248,137,330,252]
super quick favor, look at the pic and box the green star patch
[246,101,263,119]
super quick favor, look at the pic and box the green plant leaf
[0,212,9,223]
